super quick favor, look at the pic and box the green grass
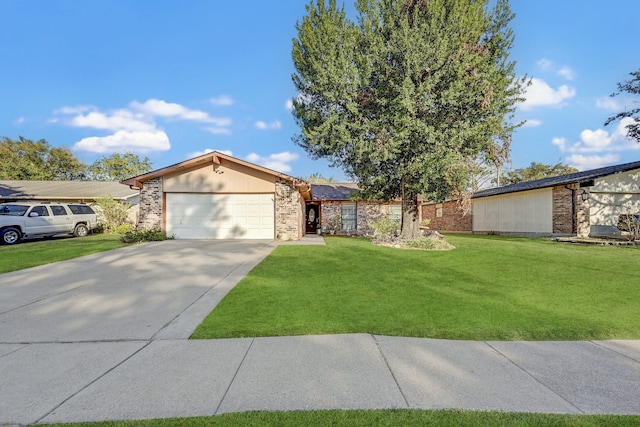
[46,409,640,427]
[0,234,129,274]
[192,235,640,341]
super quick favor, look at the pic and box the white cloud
[522,119,542,128]
[537,58,554,71]
[70,110,155,132]
[519,78,576,111]
[285,99,294,111]
[55,98,234,154]
[553,117,640,170]
[209,95,234,107]
[255,120,282,130]
[566,154,621,171]
[245,151,299,172]
[557,66,575,80]
[204,127,232,135]
[596,97,623,111]
[73,130,170,154]
[15,116,25,125]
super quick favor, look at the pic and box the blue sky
[1,0,639,181]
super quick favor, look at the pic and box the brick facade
[138,177,163,230]
[319,201,389,236]
[552,184,590,236]
[275,179,304,241]
[420,201,472,232]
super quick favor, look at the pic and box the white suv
[0,202,98,245]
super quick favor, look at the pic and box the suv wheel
[73,224,89,237]
[1,227,21,245]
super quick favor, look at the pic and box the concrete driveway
[0,240,276,343]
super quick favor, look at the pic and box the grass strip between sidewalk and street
[45,409,640,427]
[0,234,129,274]
[192,234,640,341]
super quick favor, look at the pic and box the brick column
[552,185,574,234]
[275,179,303,241]
[576,189,591,237]
[138,177,163,230]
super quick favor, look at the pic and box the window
[68,204,95,215]
[341,203,356,231]
[389,204,402,223]
[51,205,68,216]
[30,206,49,216]
[436,204,443,218]
[0,204,29,216]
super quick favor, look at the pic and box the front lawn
[0,234,129,274]
[192,235,640,341]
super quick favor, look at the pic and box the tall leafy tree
[0,136,86,180]
[604,68,640,142]
[500,161,578,185]
[292,0,526,237]
[88,152,153,182]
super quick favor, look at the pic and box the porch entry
[306,203,320,233]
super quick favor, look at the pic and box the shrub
[95,196,131,234]
[369,215,400,241]
[115,223,134,234]
[120,228,173,243]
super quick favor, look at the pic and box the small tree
[500,161,578,185]
[95,195,131,233]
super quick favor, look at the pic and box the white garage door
[166,193,275,239]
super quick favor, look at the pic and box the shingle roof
[311,183,361,200]
[473,160,640,199]
[0,180,139,201]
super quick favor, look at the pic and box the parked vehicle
[0,202,98,245]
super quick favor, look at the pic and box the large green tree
[292,0,526,237]
[604,68,640,142]
[500,161,578,185]
[0,136,86,180]
[88,152,153,182]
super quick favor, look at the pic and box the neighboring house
[0,180,141,225]
[0,180,139,204]
[425,160,640,238]
[308,183,404,235]
[121,151,310,240]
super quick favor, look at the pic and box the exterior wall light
[580,189,589,201]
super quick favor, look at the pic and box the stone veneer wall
[421,201,472,232]
[138,177,163,230]
[275,179,304,241]
[320,200,386,236]
[356,202,384,235]
[552,184,590,237]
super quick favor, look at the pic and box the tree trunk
[400,185,419,239]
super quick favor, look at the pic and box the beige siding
[163,161,275,194]
[473,188,553,233]
[589,170,640,233]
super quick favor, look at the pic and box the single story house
[0,180,141,225]
[0,180,139,204]
[121,151,310,240]
[422,160,640,238]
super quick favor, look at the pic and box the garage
[121,151,309,241]
[166,193,275,239]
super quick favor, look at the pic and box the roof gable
[121,151,303,188]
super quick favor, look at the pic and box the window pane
[341,203,356,231]
[389,205,402,223]
[51,206,68,215]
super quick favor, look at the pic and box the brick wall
[275,179,303,241]
[319,201,389,236]
[138,177,163,230]
[552,185,573,234]
[552,184,591,236]
[421,201,472,232]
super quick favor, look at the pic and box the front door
[306,204,319,233]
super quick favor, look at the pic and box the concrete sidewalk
[1,238,639,424]
[2,335,639,424]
